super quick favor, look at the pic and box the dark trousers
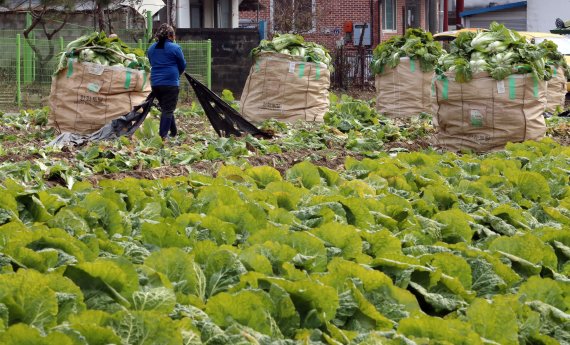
[152,85,180,138]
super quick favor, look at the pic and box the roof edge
[460,1,527,18]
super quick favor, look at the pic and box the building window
[271,0,316,33]
[190,4,202,28]
[383,0,397,31]
[215,0,232,28]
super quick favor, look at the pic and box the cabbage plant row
[0,140,569,344]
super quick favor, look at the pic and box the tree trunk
[97,3,105,31]
[22,6,70,82]
[166,0,173,26]
[166,0,177,27]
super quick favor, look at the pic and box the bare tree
[92,0,143,34]
[22,0,77,71]
[272,0,332,35]
[165,0,176,27]
[90,0,146,39]
[94,0,107,31]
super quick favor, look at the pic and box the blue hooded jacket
[147,39,187,87]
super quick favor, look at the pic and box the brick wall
[240,0,428,51]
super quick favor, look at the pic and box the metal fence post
[258,20,266,40]
[138,38,143,50]
[16,34,21,107]
[24,12,32,84]
[60,37,65,52]
[31,32,36,81]
[206,39,212,89]
[145,10,153,49]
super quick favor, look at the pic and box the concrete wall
[527,0,570,33]
[464,6,527,31]
[0,8,146,35]
[0,9,146,80]
[176,28,259,93]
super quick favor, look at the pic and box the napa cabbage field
[0,95,569,344]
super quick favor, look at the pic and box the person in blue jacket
[147,24,187,139]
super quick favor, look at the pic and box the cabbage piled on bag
[55,32,150,74]
[252,33,333,69]
[370,28,443,74]
[436,23,558,82]
[538,40,570,80]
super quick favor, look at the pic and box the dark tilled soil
[80,148,366,185]
[84,165,192,187]
[1,99,569,187]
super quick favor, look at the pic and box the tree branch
[45,12,69,40]
[22,1,72,70]
[23,2,47,38]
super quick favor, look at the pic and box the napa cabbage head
[436,22,551,82]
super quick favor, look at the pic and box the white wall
[527,0,570,32]
[177,0,191,28]
[204,0,214,27]
[464,6,527,31]
[232,0,239,28]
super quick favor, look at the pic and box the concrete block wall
[176,28,259,94]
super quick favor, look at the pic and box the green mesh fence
[0,29,211,109]
[178,41,212,103]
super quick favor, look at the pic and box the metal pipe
[443,0,448,31]
[378,0,382,42]
[146,10,153,44]
[16,34,21,108]
[456,0,464,29]
[24,12,31,85]
[206,39,212,89]
[370,0,374,46]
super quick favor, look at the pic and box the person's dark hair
[155,24,175,48]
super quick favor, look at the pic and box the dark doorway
[215,0,232,28]
[190,1,203,28]
[405,0,420,29]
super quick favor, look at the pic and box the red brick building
[240,0,440,51]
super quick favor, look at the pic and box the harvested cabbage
[436,22,553,83]
[371,28,443,74]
